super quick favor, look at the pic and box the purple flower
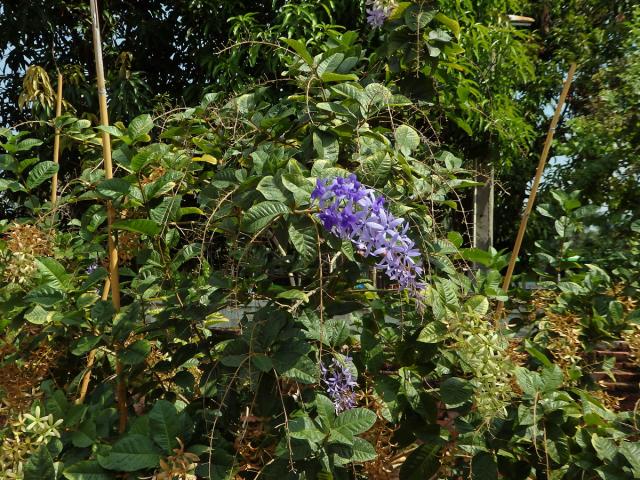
[86,262,99,275]
[321,355,358,413]
[365,0,395,28]
[311,174,425,299]
[366,7,387,28]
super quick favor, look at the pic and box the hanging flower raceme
[311,174,425,298]
[365,0,397,28]
[321,355,358,413]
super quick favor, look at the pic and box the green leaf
[118,339,151,365]
[541,364,564,392]
[25,305,60,325]
[399,444,441,480]
[276,289,310,302]
[321,72,359,82]
[128,114,154,140]
[620,441,640,477]
[17,138,44,151]
[96,178,131,199]
[24,445,56,480]
[288,222,317,264]
[257,176,287,202]
[112,219,161,236]
[435,12,461,36]
[404,5,435,32]
[333,408,376,436]
[25,285,64,306]
[63,460,113,480]
[289,416,326,443]
[464,295,489,316]
[280,37,313,65]
[514,367,543,396]
[317,53,344,77]
[95,125,124,138]
[459,248,493,267]
[36,257,70,290]
[71,419,98,448]
[241,201,290,233]
[149,400,180,454]
[350,437,377,462]
[440,377,473,407]
[273,352,317,384]
[471,452,497,480]
[591,435,618,462]
[71,335,102,356]
[26,161,59,190]
[395,125,420,155]
[97,434,160,472]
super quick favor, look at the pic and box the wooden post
[51,72,63,205]
[473,164,494,252]
[494,63,577,324]
[89,0,126,432]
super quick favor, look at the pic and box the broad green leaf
[471,452,498,480]
[273,352,317,384]
[25,285,64,306]
[95,125,124,138]
[71,420,98,448]
[128,114,154,140]
[71,335,102,356]
[404,5,435,32]
[26,161,59,190]
[63,460,113,480]
[112,219,161,236]
[36,257,70,290]
[333,408,376,436]
[439,377,473,407]
[95,178,131,199]
[280,38,314,65]
[97,434,160,471]
[17,138,44,151]
[514,367,543,396]
[541,365,564,392]
[591,435,617,462]
[289,416,326,443]
[276,289,309,302]
[399,444,441,480]
[435,12,461,36]
[257,176,287,202]
[321,72,359,82]
[24,445,56,480]
[395,125,420,155]
[288,222,317,264]
[349,437,377,462]
[118,339,151,365]
[149,400,180,453]
[317,53,344,77]
[241,201,290,233]
[620,441,640,477]
[464,295,489,316]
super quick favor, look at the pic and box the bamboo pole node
[494,63,577,325]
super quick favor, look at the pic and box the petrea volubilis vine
[321,355,358,413]
[311,174,425,298]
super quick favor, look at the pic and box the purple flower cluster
[321,355,358,413]
[366,0,396,28]
[86,262,99,275]
[311,174,425,297]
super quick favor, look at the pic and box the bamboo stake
[76,279,111,405]
[89,0,126,432]
[494,63,577,324]
[51,72,63,205]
